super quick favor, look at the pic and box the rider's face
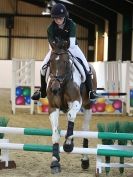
[54,17,65,25]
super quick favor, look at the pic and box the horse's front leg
[49,108,61,174]
[63,100,82,152]
[81,108,92,170]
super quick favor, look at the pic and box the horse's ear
[50,41,56,50]
[62,40,70,50]
[50,40,69,51]
[50,38,61,50]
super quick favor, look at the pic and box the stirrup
[89,90,99,101]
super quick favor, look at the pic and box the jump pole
[0,143,133,157]
[0,127,133,140]
[98,92,126,96]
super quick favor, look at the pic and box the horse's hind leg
[63,100,82,152]
[81,108,92,170]
[49,109,61,174]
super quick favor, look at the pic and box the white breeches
[41,49,52,76]
[68,45,90,72]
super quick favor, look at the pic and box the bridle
[49,50,73,86]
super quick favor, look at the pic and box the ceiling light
[58,0,73,5]
[47,0,56,8]
[42,7,51,15]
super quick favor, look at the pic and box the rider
[31,3,98,101]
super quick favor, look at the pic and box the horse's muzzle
[52,87,61,95]
[51,80,61,95]
[50,76,63,95]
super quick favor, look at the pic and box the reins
[49,50,74,86]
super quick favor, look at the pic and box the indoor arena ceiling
[20,0,133,29]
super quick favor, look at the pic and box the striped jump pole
[0,127,133,140]
[98,92,126,96]
[0,143,133,158]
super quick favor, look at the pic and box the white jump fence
[104,61,122,94]
[0,127,133,175]
[96,61,133,116]
[9,60,132,115]
[126,61,133,116]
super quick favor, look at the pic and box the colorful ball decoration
[97,98,106,104]
[16,86,23,96]
[105,104,115,113]
[37,98,49,113]
[42,105,49,112]
[16,96,25,105]
[130,98,133,107]
[130,89,133,98]
[95,102,106,112]
[91,104,97,113]
[39,98,49,106]
[40,98,49,113]
[22,87,31,97]
[37,101,42,113]
[25,96,31,104]
[37,106,42,113]
[130,89,133,107]
[112,100,122,110]
[15,86,31,105]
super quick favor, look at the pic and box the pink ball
[113,100,122,109]
[91,104,97,113]
[96,103,106,112]
[16,96,25,105]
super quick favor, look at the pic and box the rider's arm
[69,20,77,49]
[47,25,54,44]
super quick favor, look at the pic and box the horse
[46,40,97,174]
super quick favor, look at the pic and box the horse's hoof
[81,159,89,170]
[63,139,74,152]
[50,161,61,174]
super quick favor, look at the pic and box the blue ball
[130,89,133,98]
[25,96,31,104]
[16,86,23,96]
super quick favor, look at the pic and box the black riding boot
[31,74,47,100]
[40,74,47,98]
[85,73,99,101]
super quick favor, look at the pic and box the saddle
[73,57,86,83]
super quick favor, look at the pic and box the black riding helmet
[51,3,68,18]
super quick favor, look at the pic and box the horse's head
[50,38,70,51]
[48,40,72,95]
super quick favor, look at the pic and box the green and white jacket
[47,18,77,48]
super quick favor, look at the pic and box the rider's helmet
[51,3,68,18]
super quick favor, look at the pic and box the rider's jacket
[47,18,77,45]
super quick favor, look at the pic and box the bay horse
[46,40,97,174]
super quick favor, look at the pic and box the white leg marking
[82,109,92,131]
[67,100,82,122]
[82,109,92,161]
[49,109,60,144]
